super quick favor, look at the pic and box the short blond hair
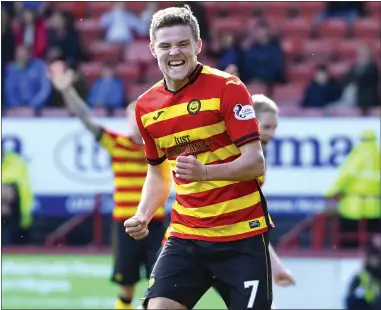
[150,5,200,42]
[252,94,279,115]
[126,100,136,115]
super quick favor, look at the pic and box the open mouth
[168,60,186,68]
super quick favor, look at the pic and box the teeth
[169,61,185,66]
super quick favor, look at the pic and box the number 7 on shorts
[244,280,259,308]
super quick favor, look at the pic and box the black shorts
[111,220,165,286]
[144,233,272,310]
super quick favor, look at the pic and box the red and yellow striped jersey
[135,63,272,242]
[98,128,165,222]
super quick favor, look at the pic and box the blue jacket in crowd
[5,59,52,108]
[87,77,125,109]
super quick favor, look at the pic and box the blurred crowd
[1,1,380,115]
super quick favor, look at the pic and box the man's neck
[164,62,198,92]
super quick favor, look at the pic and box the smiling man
[124,5,273,310]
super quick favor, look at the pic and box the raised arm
[49,61,101,136]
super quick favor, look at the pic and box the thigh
[211,233,272,310]
[111,220,142,286]
[143,237,213,310]
[143,221,166,278]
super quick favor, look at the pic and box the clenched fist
[175,155,207,181]
[124,212,149,240]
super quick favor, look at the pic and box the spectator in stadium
[345,240,381,310]
[240,21,285,85]
[2,151,34,245]
[100,2,148,44]
[341,45,380,115]
[300,64,342,108]
[2,7,15,105]
[140,2,159,39]
[325,129,381,248]
[4,45,52,108]
[13,6,47,58]
[87,62,125,109]
[46,10,81,68]
[207,31,243,73]
[14,1,51,18]
[316,1,365,24]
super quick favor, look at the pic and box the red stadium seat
[92,107,108,116]
[272,83,305,106]
[145,64,163,83]
[86,2,114,18]
[293,2,325,19]
[330,107,361,117]
[335,41,358,62]
[210,18,244,36]
[302,40,335,63]
[279,105,304,116]
[319,20,348,40]
[258,2,290,19]
[329,62,351,79]
[3,107,36,117]
[113,108,127,117]
[126,83,155,102]
[52,2,86,18]
[281,18,312,39]
[282,39,303,63]
[365,1,381,18]
[40,108,70,117]
[75,19,103,46]
[368,107,381,117]
[124,41,153,64]
[116,64,140,82]
[79,62,101,86]
[288,63,313,83]
[247,82,270,96]
[353,19,380,40]
[89,42,122,62]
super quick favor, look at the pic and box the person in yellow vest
[346,241,381,310]
[325,129,381,248]
[1,151,33,245]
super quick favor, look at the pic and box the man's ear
[196,39,203,56]
[149,43,157,58]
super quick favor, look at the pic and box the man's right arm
[61,86,101,137]
[136,160,172,223]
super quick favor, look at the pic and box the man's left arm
[175,77,265,182]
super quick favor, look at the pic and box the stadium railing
[278,197,379,250]
[44,194,103,247]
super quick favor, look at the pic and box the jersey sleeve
[135,100,166,165]
[220,77,260,147]
[97,128,118,155]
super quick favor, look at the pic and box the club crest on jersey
[233,104,255,120]
[187,99,201,115]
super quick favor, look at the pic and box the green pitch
[2,254,226,309]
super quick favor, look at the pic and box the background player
[49,62,166,310]
[124,5,273,310]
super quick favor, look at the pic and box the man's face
[150,25,201,85]
[16,46,30,64]
[258,112,278,148]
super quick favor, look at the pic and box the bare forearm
[269,243,284,270]
[61,87,101,136]
[137,169,171,223]
[206,152,264,181]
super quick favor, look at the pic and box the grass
[2,254,226,309]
